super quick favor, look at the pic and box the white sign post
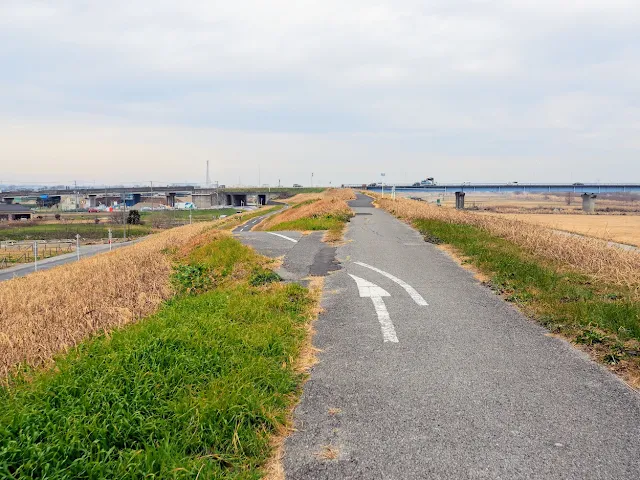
[108,228,113,251]
[76,234,81,261]
[33,241,38,272]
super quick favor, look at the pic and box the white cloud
[0,0,639,183]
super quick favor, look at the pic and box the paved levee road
[262,194,639,480]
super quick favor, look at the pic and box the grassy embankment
[0,225,317,478]
[257,189,355,242]
[375,195,640,387]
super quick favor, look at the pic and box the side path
[282,194,640,480]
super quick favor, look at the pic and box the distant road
[0,239,141,282]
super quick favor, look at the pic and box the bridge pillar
[455,191,466,210]
[581,194,597,214]
[88,195,97,207]
[166,193,176,208]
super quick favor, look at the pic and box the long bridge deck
[359,183,640,194]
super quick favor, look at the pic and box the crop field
[0,228,318,477]
[0,223,152,241]
[483,213,640,247]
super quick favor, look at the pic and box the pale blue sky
[1,1,639,186]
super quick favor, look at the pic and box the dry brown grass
[257,189,355,231]
[0,222,221,380]
[315,445,339,460]
[483,213,640,247]
[374,195,640,295]
[281,192,324,205]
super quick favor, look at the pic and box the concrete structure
[0,204,32,221]
[582,193,597,213]
[455,191,466,209]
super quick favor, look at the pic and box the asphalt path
[0,240,140,282]
[281,194,640,479]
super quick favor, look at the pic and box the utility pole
[311,172,314,188]
[258,165,261,188]
[206,161,211,187]
[122,191,127,239]
[74,180,79,209]
[150,181,154,210]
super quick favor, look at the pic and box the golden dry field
[483,213,640,247]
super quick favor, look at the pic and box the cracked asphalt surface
[277,194,640,479]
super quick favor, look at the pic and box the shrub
[127,210,141,225]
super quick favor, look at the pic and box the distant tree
[54,213,61,220]
[127,210,141,225]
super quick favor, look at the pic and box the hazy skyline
[1,1,639,186]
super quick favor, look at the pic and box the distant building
[0,204,32,221]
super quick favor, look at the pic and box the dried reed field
[483,213,640,247]
[257,189,355,231]
[375,195,640,296]
[0,221,223,380]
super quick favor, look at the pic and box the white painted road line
[267,232,298,243]
[354,261,428,306]
[349,274,398,343]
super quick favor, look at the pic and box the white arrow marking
[267,232,298,243]
[349,274,398,343]
[354,261,428,306]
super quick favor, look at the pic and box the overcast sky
[1,1,639,187]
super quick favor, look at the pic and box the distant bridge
[357,183,640,212]
[0,186,279,209]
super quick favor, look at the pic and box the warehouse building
[0,204,33,221]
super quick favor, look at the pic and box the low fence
[0,242,75,269]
